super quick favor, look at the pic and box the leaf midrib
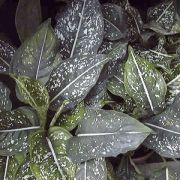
[50,57,107,104]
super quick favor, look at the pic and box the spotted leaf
[144,93,180,158]
[10,19,59,84]
[0,40,15,74]
[54,0,104,59]
[0,107,39,156]
[75,158,107,180]
[67,108,151,163]
[0,82,12,112]
[11,74,49,126]
[46,54,107,111]
[102,3,128,41]
[124,46,167,114]
[30,127,76,180]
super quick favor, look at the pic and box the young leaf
[124,46,167,114]
[10,20,58,84]
[56,102,86,131]
[144,93,180,158]
[0,107,39,156]
[46,54,107,111]
[30,127,76,180]
[75,158,107,180]
[67,109,151,163]
[0,82,12,112]
[0,40,15,74]
[10,74,49,127]
[54,0,104,59]
[15,0,42,42]
[102,3,128,41]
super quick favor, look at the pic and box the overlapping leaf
[0,107,39,156]
[11,74,49,126]
[46,54,107,111]
[10,20,58,84]
[54,0,104,59]
[30,127,76,180]
[0,82,12,112]
[124,46,167,114]
[0,40,15,74]
[144,93,180,158]
[75,158,107,180]
[67,108,151,163]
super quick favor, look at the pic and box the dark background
[0,0,162,47]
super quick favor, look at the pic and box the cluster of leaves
[0,0,180,179]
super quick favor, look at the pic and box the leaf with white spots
[149,167,180,180]
[0,156,7,180]
[10,19,59,84]
[102,3,128,41]
[56,102,86,131]
[54,0,104,59]
[144,93,180,158]
[67,109,151,163]
[124,46,167,114]
[0,40,15,74]
[11,74,49,127]
[75,158,107,180]
[146,1,180,35]
[0,82,12,112]
[46,54,107,111]
[30,127,76,180]
[167,63,180,104]
[0,107,39,156]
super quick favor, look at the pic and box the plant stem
[50,100,69,127]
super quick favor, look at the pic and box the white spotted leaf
[0,82,12,112]
[67,108,151,163]
[10,19,59,84]
[0,40,15,74]
[0,107,39,156]
[124,46,167,114]
[11,74,49,127]
[102,3,128,41]
[54,0,104,60]
[46,54,107,111]
[144,93,180,158]
[30,127,76,180]
[75,158,107,180]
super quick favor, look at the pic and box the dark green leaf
[0,82,12,112]
[46,54,107,111]
[15,0,42,42]
[30,127,76,180]
[102,3,128,41]
[67,109,151,163]
[11,74,49,126]
[10,20,58,84]
[54,0,104,59]
[0,40,15,74]
[75,158,107,180]
[0,156,7,179]
[56,102,86,131]
[124,46,167,114]
[0,107,39,156]
[144,93,180,158]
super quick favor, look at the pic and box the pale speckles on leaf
[124,46,167,114]
[46,54,107,111]
[0,82,12,112]
[10,19,58,84]
[75,158,107,180]
[11,74,49,127]
[67,109,151,163]
[54,0,104,59]
[144,93,180,158]
[0,40,15,74]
